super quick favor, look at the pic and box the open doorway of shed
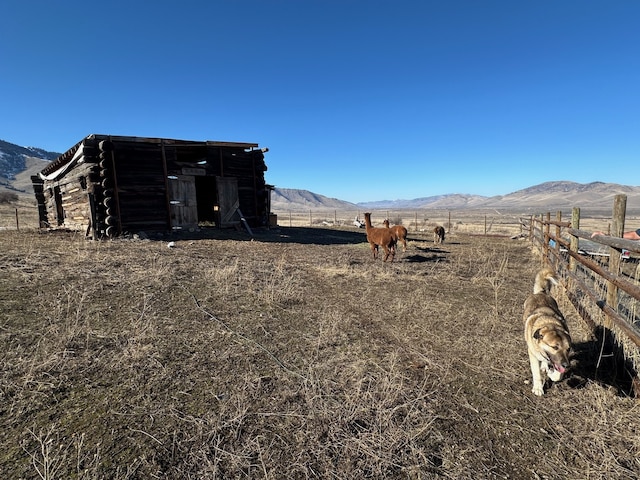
[194,176,240,228]
[195,176,217,225]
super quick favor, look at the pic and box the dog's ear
[533,329,543,340]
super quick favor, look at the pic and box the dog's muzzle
[548,360,569,374]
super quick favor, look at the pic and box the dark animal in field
[364,213,396,262]
[433,226,445,244]
[382,219,408,252]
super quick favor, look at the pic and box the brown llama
[382,219,408,252]
[433,225,445,244]
[364,212,396,262]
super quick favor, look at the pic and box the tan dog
[523,268,572,396]
[433,226,445,244]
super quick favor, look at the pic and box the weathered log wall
[32,134,270,238]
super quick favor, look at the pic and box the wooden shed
[31,134,271,238]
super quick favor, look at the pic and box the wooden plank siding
[32,134,270,238]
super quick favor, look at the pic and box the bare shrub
[0,191,19,204]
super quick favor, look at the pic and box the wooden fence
[527,195,640,395]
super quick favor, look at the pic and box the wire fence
[270,208,529,237]
[527,196,640,394]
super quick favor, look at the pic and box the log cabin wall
[31,136,100,232]
[33,134,270,238]
[107,138,170,234]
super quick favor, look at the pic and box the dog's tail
[533,267,559,294]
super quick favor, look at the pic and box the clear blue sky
[2,1,639,203]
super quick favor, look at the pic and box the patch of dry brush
[0,228,638,479]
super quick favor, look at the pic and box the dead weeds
[0,226,638,479]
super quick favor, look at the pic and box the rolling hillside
[271,182,640,213]
[2,139,639,212]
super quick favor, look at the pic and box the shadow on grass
[402,253,448,263]
[567,326,637,397]
[260,227,367,245]
[147,226,367,246]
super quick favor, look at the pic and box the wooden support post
[237,208,253,236]
[605,195,627,328]
[569,207,580,283]
[554,211,562,270]
[542,212,551,265]
[161,140,173,231]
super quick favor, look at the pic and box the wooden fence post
[569,207,580,276]
[554,211,562,270]
[15,208,19,231]
[543,212,551,265]
[633,264,640,323]
[604,195,627,327]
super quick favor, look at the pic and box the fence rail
[271,208,528,237]
[527,195,640,394]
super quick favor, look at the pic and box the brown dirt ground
[0,225,638,479]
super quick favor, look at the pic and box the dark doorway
[195,176,218,223]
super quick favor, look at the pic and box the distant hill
[271,188,358,211]
[479,181,640,212]
[0,139,60,196]
[272,181,640,213]
[2,139,640,213]
[357,193,489,210]
[0,139,59,180]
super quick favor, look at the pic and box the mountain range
[272,182,640,213]
[2,139,639,213]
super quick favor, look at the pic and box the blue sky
[2,1,639,203]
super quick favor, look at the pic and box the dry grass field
[1,208,639,478]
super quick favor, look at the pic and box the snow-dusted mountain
[0,139,59,180]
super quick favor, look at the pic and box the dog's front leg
[529,353,545,396]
